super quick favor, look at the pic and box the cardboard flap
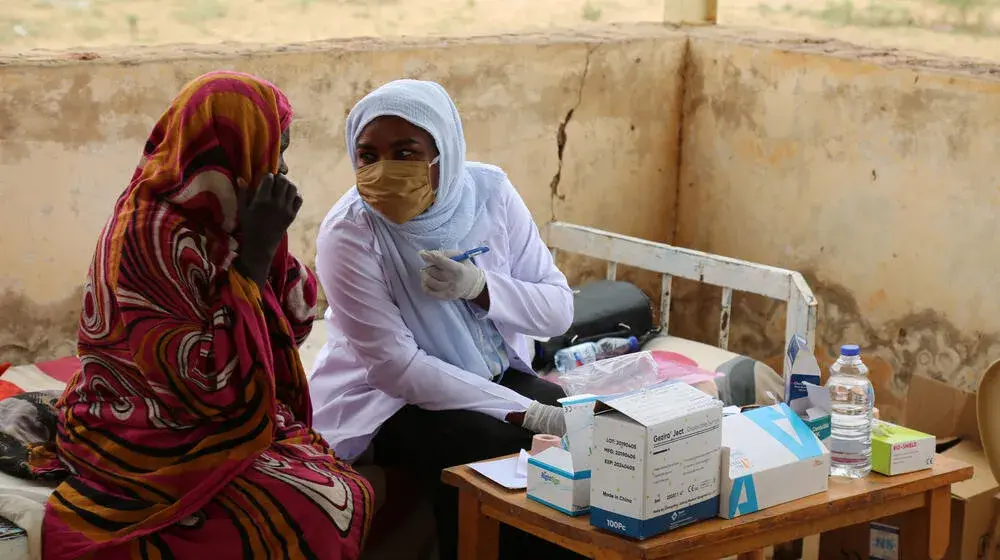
[594,382,718,427]
[905,375,980,445]
[528,447,575,473]
[943,441,997,500]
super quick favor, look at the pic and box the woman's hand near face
[236,173,303,286]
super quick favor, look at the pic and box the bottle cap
[840,344,861,357]
[628,336,640,352]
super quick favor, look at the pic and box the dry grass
[1,0,1000,61]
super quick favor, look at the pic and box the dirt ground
[1,0,1000,62]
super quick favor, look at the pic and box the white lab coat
[309,179,573,462]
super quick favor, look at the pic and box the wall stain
[0,288,82,365]
[685,54,762,135]
[667,273,999,423]
[672,38,693,245]
[0,67,172,166]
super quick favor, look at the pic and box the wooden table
[442,454,973,560]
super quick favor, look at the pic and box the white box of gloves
[589,382,723,540]
[526,394,599,516]
[719,403,830,519]
[527,447,592,516]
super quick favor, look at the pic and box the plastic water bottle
[827,344,875,478]
[554,336,640,373]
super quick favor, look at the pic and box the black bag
[533,280,656,369]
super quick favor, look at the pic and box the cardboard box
[802,382,833,446]
[589,382,723,539]
[784,335,823,415]
[819,509,927,560]
[904,375,979,445]
[819,442,997,559]
[527,447,591,516]
[944,441,998,560]
[871,420,935,476]
[559,393,599,475]
[525,394,599,517]
[720,403,830,519]
[783,338,831,450]
[909,377,993,558]
[820,372,996,559]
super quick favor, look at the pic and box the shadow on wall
[669,273,1000,424]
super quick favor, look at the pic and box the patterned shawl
[38,71,320,558]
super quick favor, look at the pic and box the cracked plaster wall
[0,26,685,364]
[676,27,1000,421]
[5,22,998,421]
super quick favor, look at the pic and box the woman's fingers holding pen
[418,250,486,301]
[419,250,463,265]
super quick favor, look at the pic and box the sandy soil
[1,0,1000,62]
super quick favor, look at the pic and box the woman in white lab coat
[309,79,578,560]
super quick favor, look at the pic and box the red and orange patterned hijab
[128,70,292,240]
[36,73,317,558]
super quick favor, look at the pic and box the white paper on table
[515,449,529,477]
[468,450,530,490]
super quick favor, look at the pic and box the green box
[801,414,831,443]
[871,420,934,476]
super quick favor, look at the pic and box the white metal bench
[546,222,817,376]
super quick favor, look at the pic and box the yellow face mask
[356,158,437,224]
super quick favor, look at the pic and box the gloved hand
[522,401,567,437]
[237,173,302,287]
[418,250,486,301]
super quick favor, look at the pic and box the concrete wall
[5,24,1000,422]
[677,28,1000,421]
[0,27,685,364]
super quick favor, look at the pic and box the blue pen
[451,246,490,262]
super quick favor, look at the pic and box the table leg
[737,550,765,560]
[928,486,952,560]
[457,489,499,560]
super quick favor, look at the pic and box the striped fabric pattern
[36,72,373,559]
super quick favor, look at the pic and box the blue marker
[451,246,490,262]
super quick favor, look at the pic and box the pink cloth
[652,351,724,386]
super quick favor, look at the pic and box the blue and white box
[589,382,723,540]
[719,403,830,519]
[527,447,592,515]
[526,394,599,516]
[784,335,822,415]
[559,393,599,472]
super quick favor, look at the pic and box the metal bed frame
[547,222,817,376]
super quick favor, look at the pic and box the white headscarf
[345,79,483,250]
[345,80,497,381]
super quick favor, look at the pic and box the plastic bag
[555,351,660,397]
[651,351,724,386]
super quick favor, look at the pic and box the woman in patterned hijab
[37,71,373,560]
